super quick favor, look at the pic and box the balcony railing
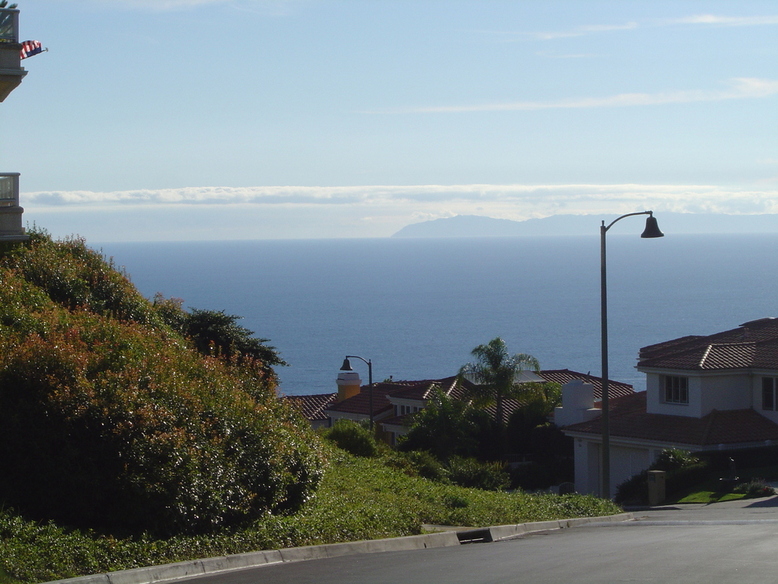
[0,9,18,44]
[0,172,20,207]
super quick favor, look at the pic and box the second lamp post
[340,355,374,429]
[600,211,663,499]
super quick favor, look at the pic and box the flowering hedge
[0,233,325,536]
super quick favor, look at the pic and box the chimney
[336,370,362,402]
[554,380,600,427]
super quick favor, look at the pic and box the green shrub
[733,479,775,498]
[446,456,510,491]
[324,420,378,457]
[1,231,159,325]
[384,450,450,482]
[653,448,700,472]
[0,231,326,536]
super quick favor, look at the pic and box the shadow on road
[745,496,778,508]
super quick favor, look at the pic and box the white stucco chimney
[554,380,601,427]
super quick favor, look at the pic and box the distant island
[391,213,778,238]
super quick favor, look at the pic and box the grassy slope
[1,449,620,584]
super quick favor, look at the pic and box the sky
[3,0,777,241]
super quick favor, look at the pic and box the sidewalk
[629,494,778,523]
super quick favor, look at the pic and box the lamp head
[340,358,353,371]
[641,214,664,238]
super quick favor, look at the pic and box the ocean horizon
[97,234,778,396]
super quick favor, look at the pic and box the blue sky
[4,0,777,241]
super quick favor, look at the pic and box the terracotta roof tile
[564,392,778,447]
[308,370,633,425]
[283,393,337,421]
[639,317,778,371]
[324,384,397,418]
[538,369,634,400]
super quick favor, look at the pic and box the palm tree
[458,337,540,427]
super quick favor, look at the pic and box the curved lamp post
[340,355,374,429]
[601,211,663,499]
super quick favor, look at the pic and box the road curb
[42,513,633,584]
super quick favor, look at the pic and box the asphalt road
[180,497,778,584]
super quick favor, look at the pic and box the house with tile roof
[283,393,337,429]
[294,369,633,446]
[559,318,778,497]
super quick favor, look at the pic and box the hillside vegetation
[0,231,325,536]
[1,446,620,583]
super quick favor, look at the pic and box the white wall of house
[700,373,751,413]
[611,445,652,495]
[387,397,425,417]
[326,411,369,424]
[572,437,600,496]
[751,371,778,424]
[645,371,700,417]
[644,370,750,418]
[570,435,662,498]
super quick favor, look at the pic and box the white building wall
[645,370,752,418]
[572,435,660,498]
[700,374,751,414]
[572,438,601,496]
[751,372,778,424]
[610,445,651,496]
[645,371,700,417]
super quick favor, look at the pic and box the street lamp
[340,355,374,429]
[600,211,663,499]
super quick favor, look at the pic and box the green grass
[671,473,777,504]
[675,491,746,504]
[0,449,621,584]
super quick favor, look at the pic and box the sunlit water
[97,234,778,395]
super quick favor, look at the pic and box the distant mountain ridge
[391,213,778,238]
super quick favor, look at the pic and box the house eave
[564,429,778,452]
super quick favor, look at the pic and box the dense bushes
[0,232,325,536]
[323,420,379,457]
[446,456,510,491]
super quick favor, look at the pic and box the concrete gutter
[42,513,633,584]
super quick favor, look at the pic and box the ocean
[97,234,778,396]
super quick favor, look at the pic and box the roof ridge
[701,409,718,444]
[699,345,712,368]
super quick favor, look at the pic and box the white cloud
[369,78,778,114]
[24,183,778,219]
[666,14,778,26]
[24,183,778,241]
[103,0,295,12]
[108,0,231,9]
[535,51,596,59]
[494,13,778,43]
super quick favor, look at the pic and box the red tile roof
[310,370,633,424]
[538,369,634,400]
[283,393,337,421]
[324,376,477,418]
[639,317,778,371]
[324,383,398,418]
[563,392,778,448]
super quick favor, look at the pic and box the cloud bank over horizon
[24,182,778,218]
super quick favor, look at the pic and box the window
[662,375,689,404]
[763,378,777,411]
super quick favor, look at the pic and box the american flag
[20,40,44,60]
